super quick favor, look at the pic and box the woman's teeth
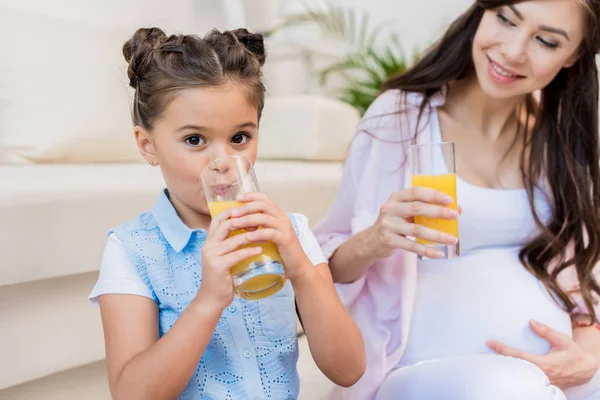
[492,61,516,77]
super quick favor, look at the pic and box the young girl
[314,0,600,399]
[89,27,365,400]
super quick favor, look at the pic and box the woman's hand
[198,207,263,311]
[487,320,600,389]
[229,192,311,281]
[368,186,459,259]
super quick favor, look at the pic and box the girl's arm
[230,194,367,387]
[291,261,366,387]
[100,293,222,400]
[99,207,261,400]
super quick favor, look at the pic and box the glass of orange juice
[409,142,459,259]
[200,155,285,300]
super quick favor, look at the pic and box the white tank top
[400,111,573,366]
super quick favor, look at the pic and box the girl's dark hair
[123,27,267,130]
[383,0,600,322]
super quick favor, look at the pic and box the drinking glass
[201,156,286,300]
[409,142,460,259]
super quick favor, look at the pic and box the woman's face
[136,82,260,216]
[472,0,585,100]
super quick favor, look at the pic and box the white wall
[321,0,474,52]
[259,0,477,96]
[0,0,478,49]
[0,0,480,97]
[273,0,475,51]
[0,0,226,35]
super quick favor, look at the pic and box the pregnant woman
[314,0,600,399]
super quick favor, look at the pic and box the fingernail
[447,235,458,244]
[530,320,541,327]
[443,195,453,204]
[449,210,459,219]
[435,250,445,258]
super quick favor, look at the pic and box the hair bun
[231,28,266,66]
[123,27,167,88]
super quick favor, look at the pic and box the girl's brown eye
[185,135,205,146]
[231,133,250,144]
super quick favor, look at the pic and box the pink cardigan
[312,89,597,400]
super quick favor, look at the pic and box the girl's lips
[211,184,233,196]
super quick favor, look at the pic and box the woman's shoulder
[364,88,446,118]
[357,88,446,142]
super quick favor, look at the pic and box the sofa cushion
[0,7,359,164]
[258,95,359,162]
[0,161,342,287]
[0,7,139,164]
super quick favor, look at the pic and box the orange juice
[411,173,458,245]
[208,201,285,300]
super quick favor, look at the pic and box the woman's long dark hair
[383,0,600,323]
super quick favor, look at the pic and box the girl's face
[472,0,585,100]
[137,83,259,216]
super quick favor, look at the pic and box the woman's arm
[488,318,600,389]
[292,262,366,387]
[558,271,600,380]
[100,292,222,400]
[329,188,458,283]
[328,225,383,283]
[572,315,600,367]
[314,91,458,284]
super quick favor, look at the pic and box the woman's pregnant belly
[400,247,572,367]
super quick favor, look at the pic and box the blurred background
[0,1,591,399]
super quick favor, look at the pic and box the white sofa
[0,160,347,399]
[0,8,359,398]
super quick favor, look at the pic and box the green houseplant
[266,6,419,115]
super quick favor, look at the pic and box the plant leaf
[276,4,420,115]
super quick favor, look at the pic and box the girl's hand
[487,320,600,389]
[230,192,311,281]
[198,207,263,311]
[368,187,459,260]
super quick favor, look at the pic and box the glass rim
[409,141,455,149]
